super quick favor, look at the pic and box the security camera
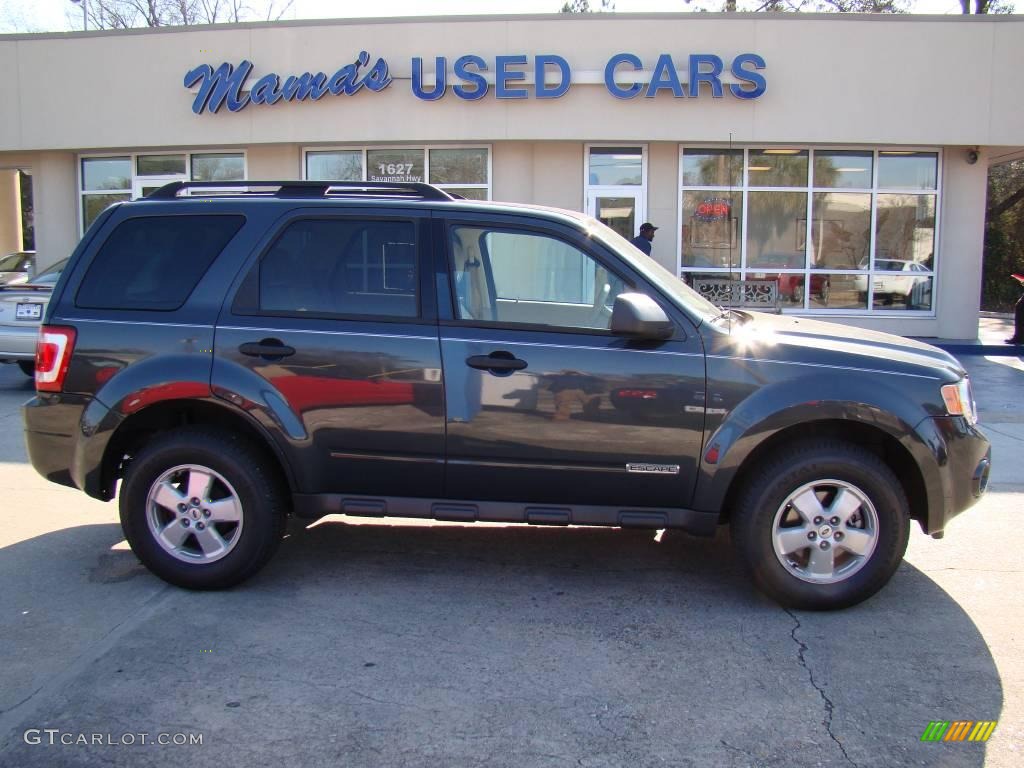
[966,149,979,165]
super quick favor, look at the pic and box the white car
[854,259,931,307]
[0,258,66,376]
[0,251,35,287]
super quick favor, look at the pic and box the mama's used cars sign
[184,51,766,114]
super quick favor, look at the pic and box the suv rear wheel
[731,440,910,610]
[119,427,287,589]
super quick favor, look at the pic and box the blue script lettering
[184,53,392,114]
[184,61,252,114]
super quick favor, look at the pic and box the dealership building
[0,12,1021,339]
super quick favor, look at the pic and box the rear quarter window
[76,215,244,310]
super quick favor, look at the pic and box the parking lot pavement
[0,353,1021,768]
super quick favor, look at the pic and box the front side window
[257,219,418,319]
[450,226,627,331]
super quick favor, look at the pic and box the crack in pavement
[784,608,858,768]
[982,424,1024,443]
[720,739,759,763]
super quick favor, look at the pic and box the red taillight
[35,326,77,393]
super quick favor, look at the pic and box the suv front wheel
[119,427,287,589]
[731,440,910,610]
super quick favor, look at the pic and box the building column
[33,153,79,272]
[0,169,22,253]
[936,147,989,340]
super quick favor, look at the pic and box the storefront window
[306,150,363,181]
[876,194,936,268]
[82,193,130,230]
[304,146,491,199]
[80,151,246,232]
[682,149,741,188]
[747,150,808,188]
[746,191,807,269]
[82,157,130,191]
[679,147,940,314]
[814,151,872,189]
[588,147,642,186]
[443,187,488,201]
[878,152,938,190]
[81,157,131,229]
[429,148,488,185]
[810,273,868,310]
[682,191,741,269]
[367,149,425,183]
[191,153,244,182]
[811,193,871,270]
[137,154,186,176]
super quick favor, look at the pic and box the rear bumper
[922,416,991,534]
[0,324,38,360]
[23,393,119,499]
[23,394,88,489]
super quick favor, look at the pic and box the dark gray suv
[23,181,991,609]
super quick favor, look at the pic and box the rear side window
[76,215,244,310]
[253,218,417,319]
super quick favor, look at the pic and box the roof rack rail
[146,180,454,202]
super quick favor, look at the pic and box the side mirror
[610,293,673,339]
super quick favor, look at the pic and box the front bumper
[923,416,991,534]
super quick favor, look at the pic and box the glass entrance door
[586,189,645,242]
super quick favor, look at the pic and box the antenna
[729,131,735,331]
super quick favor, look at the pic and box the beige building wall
[492,142,582,212]
[935,147,989,340]
[33,153,78,271]
[247,144,301,179]
[646,142,678,273]
[0,15,1020,338]
[1,15,1022,151]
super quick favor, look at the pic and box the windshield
[586,221,721,325]
[0,253,27,272]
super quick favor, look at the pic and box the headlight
[940,377,978,425]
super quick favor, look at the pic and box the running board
[291,494,718,537]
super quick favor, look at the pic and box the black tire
[17,360,34,377]
[730,440,910,610]
[817,280,830,304]
[119,427,288,589]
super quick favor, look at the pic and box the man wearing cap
[631,222,658,256]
